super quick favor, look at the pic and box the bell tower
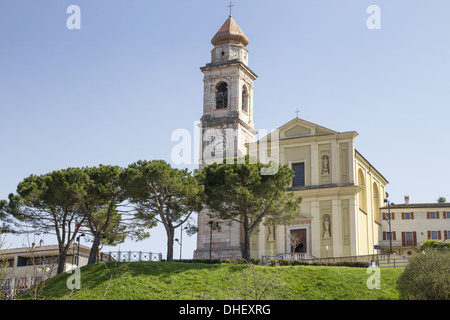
[194,15,258,260]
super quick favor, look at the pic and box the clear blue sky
[1,1,449,258]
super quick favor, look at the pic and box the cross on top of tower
[227,2,234,16]
[295,109,300,118]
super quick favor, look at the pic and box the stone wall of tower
[211,43,249,66]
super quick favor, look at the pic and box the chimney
[404,195,410,205]
[31,242,35,249]
[39,239,44,247]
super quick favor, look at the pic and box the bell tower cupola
[210,15,250,66]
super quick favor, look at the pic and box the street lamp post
[76,233,85,266]
[175,226,188,260]
[383,198,393,254]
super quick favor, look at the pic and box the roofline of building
[1,244,92,256]
[380,203,450,209]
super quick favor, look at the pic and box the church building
[194,15,388,261]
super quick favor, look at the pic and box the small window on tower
[216,82,228,109]
[242,85,249,114]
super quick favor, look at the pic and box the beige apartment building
[380,196,450,256]
[1,242,91,298]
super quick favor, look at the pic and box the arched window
[242,85,249,114]
[358,169,367,212]
[373,183,381,223]
[216,82,228,109]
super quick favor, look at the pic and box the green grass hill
[26,261,404,300]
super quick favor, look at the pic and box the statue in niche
[266,224,276,242]
[323,217,331,238]
[321,155,330,175]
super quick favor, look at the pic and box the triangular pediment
[254,118,358,144]
[284,125,312,137]
[279,118,337,139]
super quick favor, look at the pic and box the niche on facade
[322,214,332,238]
[321,155,330,176]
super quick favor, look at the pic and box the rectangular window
[292,163,305,187]
[431,231,438,239]
[429,212,436,219]
[405,232,412,242]
[404,212,411,219]
[384,231,396,241]
[402,231,416,246]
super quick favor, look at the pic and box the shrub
[419,240,450,251]
[396,249,450,300]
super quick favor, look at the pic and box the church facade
[194,15,388,261]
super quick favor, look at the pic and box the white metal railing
[280,252,317,260]
[261,252,317,265]
[261,252,411,268]
[98,251,162,263]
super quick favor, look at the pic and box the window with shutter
[405,232,413,245]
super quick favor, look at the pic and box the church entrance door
[290,229,307,253]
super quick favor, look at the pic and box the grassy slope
[33,261,403,300]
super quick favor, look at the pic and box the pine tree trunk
[57,251,67,275]
[243,215,251,263]
[166,226,175,262]
[88,233,101,264]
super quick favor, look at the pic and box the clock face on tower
[211,134,227,157]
